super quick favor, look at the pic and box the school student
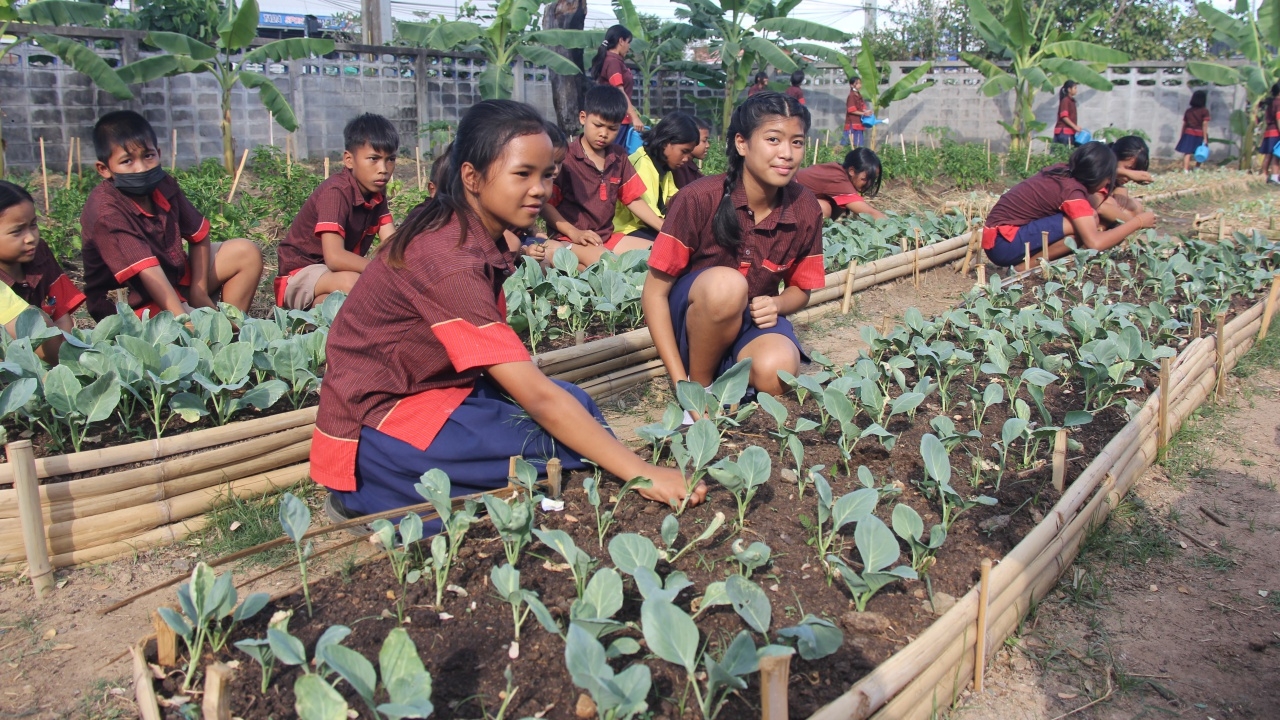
[0,181,84,361]
[844,76,869,147]
[795,148,887,221]
[80,110,263,321]
[542,86,658,268]
[1095,136,1152,226]
[590,24,645,150]
[982,142,1155,270]
[613,113,700,241]
[673,116,711,189]
[748,72,769,97]
[642,91,825,396]
[311,99,705,522]
[1052,81,1081,146]
[1259,83,1280,183]
[1177,90,1211,172]
[512,122,571,263]
[275,114,397,309]
[786,70,806,106]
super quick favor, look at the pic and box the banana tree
[1,0,133,177]
[115,0,335,172]
[673,0,851,134]
[959,0,1130,150]
[1186,0,1280,169]
[397,0,587,100]
[855,45,933,150]
[612,0,707,120]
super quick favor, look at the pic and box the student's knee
[689,267,748,318]
[219,238,264,272]
[747,345,800,395]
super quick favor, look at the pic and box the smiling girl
[642,92,825,396]
[312,100,705,523]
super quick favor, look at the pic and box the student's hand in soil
[1120,168,1154,185]
[749,296,780,329]
[571,229,604,246]
[187,286,216,310]
[638,465,708,508]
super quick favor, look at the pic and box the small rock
[171,559,192,573]
[1178,586,1190,594]
[565,514,579,523]
[842,611,890,633]
[780,469,798,484]
[642,504,657,515]
[911,588,926,599]
[928,592,957,615]
[575,693,597,719]
[447,584,468,597]
[979,515,1012,533]
[41,628,56,641]
[1149,584,1158,592]
[1030,508,1044,523]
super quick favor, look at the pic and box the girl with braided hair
[641,92,825,396]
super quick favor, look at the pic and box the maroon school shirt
[785,86,806,106]
[277,169,391,278]
[599,53,635,124]
[672,162,703,189]
[550,138,646,238]
[795,163,864,219]
[845,90,866,130]
[310,208,530,491]
[649,174,825,299]
[1182,107,1210,137]
[80,174,210,320]
[1264,97,1280,138]
[1054,96,1077,136]
[0,240,84,321]
[983,165,1095,249]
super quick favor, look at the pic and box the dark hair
[0,181,35,216]
[92,110,158,163]
[643,113,700,212]
[842,148,882,198]
[589,24,633,82]
[583,85,628,125]
[1059,80,1077,99]
[544,121,567,150]
[1271,81,1280,98]
[1110,136,1149,172]
[1190,89,1208,109]
[343,113,399,154]
[690,115,711,132]
[383,101,547,267]
[713,91,810,250]
[790,69,804,87]
[754,71,768,85]
[849,75,860,85]
[1046,141,1116,194]
[428,144,452,193]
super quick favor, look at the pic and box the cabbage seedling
[564,624,651,720]
[584,473,652,547]
[370,512,423,623]
[891,503,945,575]
[414,469,478,607]
[730,538,771,578]
[828,515,919,611]
[635,402,684,463]
[669,418,720,514]
[490,563,558,644]
[708,445,771,530]
[293,626,435,720]
[776,614,844,660]
[652,511,725,565]
[278,492,314,616]
[800,468,878,579]
[534,527,597,601]
[158,562,269,691]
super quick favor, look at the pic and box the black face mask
[112,166,167,197]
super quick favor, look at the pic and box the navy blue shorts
[1053,133,1079,147]
[987,214,1068,267]
[1258,136,1279,156]
[669,267,805,381]
[843,129,865,147]
[336,377,602,531]
[1175,133,1204,156]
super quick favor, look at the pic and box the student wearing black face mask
[80,110,263,321]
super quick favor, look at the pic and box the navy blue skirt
[1175,133,1204,155]
[1257,135,1279,156]
[334,377,603,531]
[1053,133,1079,147]
[987,214,1068,267]
[669,267,805,380]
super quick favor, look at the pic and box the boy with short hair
[81,110,263,321]
[542,85,657,268]
[275,113,398,309]
[786,70,806,105]
[673,116,711,189]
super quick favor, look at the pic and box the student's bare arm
[845,200,887,221]
[641,269,688,384]
[541,204,602,245]
[320,232,371,273]
[377,222,396,242]
[1070,211,1156,251]
[186,241,214,308]
[487,360,705,507]
[137,266,189,316]
[626,199,665,232]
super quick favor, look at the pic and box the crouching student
[982,142,1155,270]
[511,122,572,264]
[795,148,887,221]
[276,113,397,309]
[1094,136,1151,226]
[612,112,701,242]
[642,92,824,397]
[0,181,85,361]
[81,110,263,321]
[672,116,711,189]
[312,99,705,523]
[542,86,659,268]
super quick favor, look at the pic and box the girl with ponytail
[590,24,644,149]
[642,91,825,396]
[1053,80,1081,146]
[1258,82,1280,183]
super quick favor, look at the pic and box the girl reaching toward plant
[311,99,706,523]
[1094,136,1151,226]
[982,141,1155,271]
[795,147,887,221]
[642,91,826,397]
[612,112,701,242]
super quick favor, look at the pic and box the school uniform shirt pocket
[599,176,622,202]
[761,258,792,274]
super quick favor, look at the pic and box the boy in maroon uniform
[785,69,806,105]
[276,114,397,309]
[542,86,658,268]
[80,111,263,321]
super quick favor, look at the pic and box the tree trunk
[541,0,587,133]
[221,90,234,174]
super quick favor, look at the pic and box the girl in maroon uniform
[1176,90,1210,172]
[589,25,645,151]
[1258,83,1280,183]
[1052,81,1081,146]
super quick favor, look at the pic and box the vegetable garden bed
[124,222,1279,720]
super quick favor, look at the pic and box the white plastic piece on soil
[541,497,566,512]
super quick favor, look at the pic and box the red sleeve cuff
[608,73,624,87]
[315,222,346,238]
[1059,110,1070,118]
[377,214,393,227]
[432,319,531,371]
[649,232,691,276]
[619,173,647,206]
[114,256,160,284]
[549,185,563,207]
[1061,198,1094,220]
[185,217,210,243]
[785,254,826,290]
[309,428,358,492]
[45,274,85,320]
[832,192,863,206]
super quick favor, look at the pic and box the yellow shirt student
[613,147,680,237]
[0,283,28,326]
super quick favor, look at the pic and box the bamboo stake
[269,120,274,148]
[1040,230,1051,279]
[1052,429,1067,492]
[39,137,49,214]
[1192,308,1202,338]
[976,263,986,287]
[416,143,423,190]
[1023,242,1031,272]
[900,236,908,253]
[1158,356,1171,453]
[1024,141,1032,173]
[324,157,330,179]
[75,137,82,180]
[132,640,162,720]
[226,149,249,203]
[960,226,980,275]
[171,128,178,172]
[1215,311,1227,400]
[285,134,293,177]
[202,662,235,720]
[912,228,921,288]
[546,458,563,499]
[841,260,859,315]
[1259,274,1280,340]
[10,441,53,599]
[65,141,74,189]
[900,134,906,156]
[974,558,992,692]
[985,138,990,170]
[759,651,791,720]
[153,609,177,666]
[0,515,209,573]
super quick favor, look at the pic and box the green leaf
[238,378,288,412]
[1260,0,1280,49]
[1039,57,1112,91]
[891,503,924,542]
[169,392,208,422]
[146,31,218,60]
[855,515,900,574]
[641,599,699,672]
[379,629,433,713]
[920,433,951,486]
[268,627,307,666]
[30,35,133,101]
[75,371,119,424]
[582,568,624,619]
[517,44,585,75]
[742,36,797,74]
[294,674,348,720]
[528,29,603,49]
[0,378,37,418]
[233,592,269,622]
[686,418,720,469]
[831,488,878,532]
[157,606,193,641]
[660,514,679,549]
[776,615,842,660]
[397,20,483,50]
[323,644,376,703]
[43,365,80,416]
[1041,41,1129,64]
[279,492,311,543]
[222,0,260,51]
[18,1,107,25]
[565,623,608,695]
[1063,410,1093,427]
[726,575,771,634]
[755,17,851,43]
[244,38,335,64]
[212,342,253,385]
[1002,0,1031,49]
[709,357,753,408]
[240,71,298,132]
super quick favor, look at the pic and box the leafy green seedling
[584,473,653,547]
[801,468,879,579]
[534,527,597,601]
[564,623,651,720]
[635,403,684,464]
[708,445,771,530]
[482,493,533,566]
[490,563,558,645]
[608,533,694,604]
[891,504,946,576]
[159,562,268,691]
[730,538,772,578]
[674,358,756,432]
[370,512,423,623]
[829,515,919,611]
[293,626,435,720]
[993,417,1029,489]
[278,492,314,616]
[726,574,772,633]
[414,469,478,607]
[669,418,721,514]
[970,381,1005,428]
[654,511,725,565]
[776,614,844,660]
[569,567,627,639]
[234,610,293,694]
[42,366,121,451]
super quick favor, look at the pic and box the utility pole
[863,1,879,32]
[361,0,393,45]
